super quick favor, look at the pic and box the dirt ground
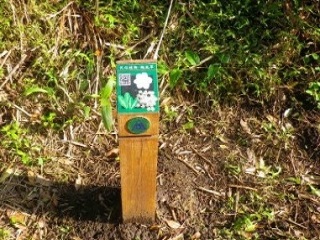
[1,99,320,240]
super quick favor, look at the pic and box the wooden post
[116,60,159,223]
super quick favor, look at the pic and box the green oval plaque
[126,117,150,134]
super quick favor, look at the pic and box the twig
[189,55,214,70]
[0,54,28,90]
[234,190,239,216]
[60,140,87,148]
[228,184,258,191]
[12,103,32,117]
[287,218,307,229]
[143,41,156,59]
[185,9,200,25]
[94,53,102,109]
[290,150,297,176]
[105,42,125,50]
[190,145,214,167]
[128,34,153,53]
[46,1,74,20]
[197,186,223,197]
[298,193,320,204]
[153,0,174,60]
[176,157,199,175]
[9,0,17,25]
[57,85,73,103]
[0,50,11,68]
[118,33,153,58]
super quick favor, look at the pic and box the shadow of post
[0,173,122,224]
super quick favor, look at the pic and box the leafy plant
[1,122,45,165]
[118,92,138,110]
[0,228,9,240]
[306,82,320,108]
[185,50,200,66]
[309,185,320,197]
[233,214,257,233]
[100,76,115,132]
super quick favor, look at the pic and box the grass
[1,0,320,239]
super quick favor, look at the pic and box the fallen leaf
[240,119,251,134]
[8,212,26,226]
[311,214,320,224]
[36,174,52,187]
[283,108,292,118]
[217,135,228,143]
[27,170,36,184]
[58,158,73,165]
[246,148,256,164]
[0,168,14,183]
[168,233,184,240]
[266,114,277,123]
[219,145,228,149]
[245,167,256,175]
[149,224,161,231]
[191,232,201,239]
[106,148,119,158]
[165,219,182,229]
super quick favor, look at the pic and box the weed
[1,121,46,165]
[163,105,178,122]
[306,82,320,108]
[0,228,9,240]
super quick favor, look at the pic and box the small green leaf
[101,102,113,131]
[24,85,48,96]
[219,54,230,64]
[158,61,169,75]
[185,50,200,66]
[128,95,132,109]
[207,64,220,79]
[169,68,182,88]
[309,185,320,197]
[311,53,319,61]
[131,97,138,109]
[83,106,91,119]
[80,79,89,92]
[124,92,131,105]
[182,121,194,130]
[100,77,115,106]
[118,95,127,109]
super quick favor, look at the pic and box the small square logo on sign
[119,73,131,86]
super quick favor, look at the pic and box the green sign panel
[116,61,159,114]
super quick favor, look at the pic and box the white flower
[136,90,157,111]
[133,72,152,89]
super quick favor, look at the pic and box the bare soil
[1,100,320,240]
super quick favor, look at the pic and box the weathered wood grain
[119,136,158,222]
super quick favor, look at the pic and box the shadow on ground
[0,173,122,224]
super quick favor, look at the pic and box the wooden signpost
[116,59,159,223]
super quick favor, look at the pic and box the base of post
[119,136,158,223]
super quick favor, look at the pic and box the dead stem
[228,184,258,191]
[46,1,75,20]
[176,157,199,175]
[190,145,214,167]
[0,54,28,90]
[197,186,223,197]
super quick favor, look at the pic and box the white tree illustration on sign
[134,72,152,89]
[136,90,157,111]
